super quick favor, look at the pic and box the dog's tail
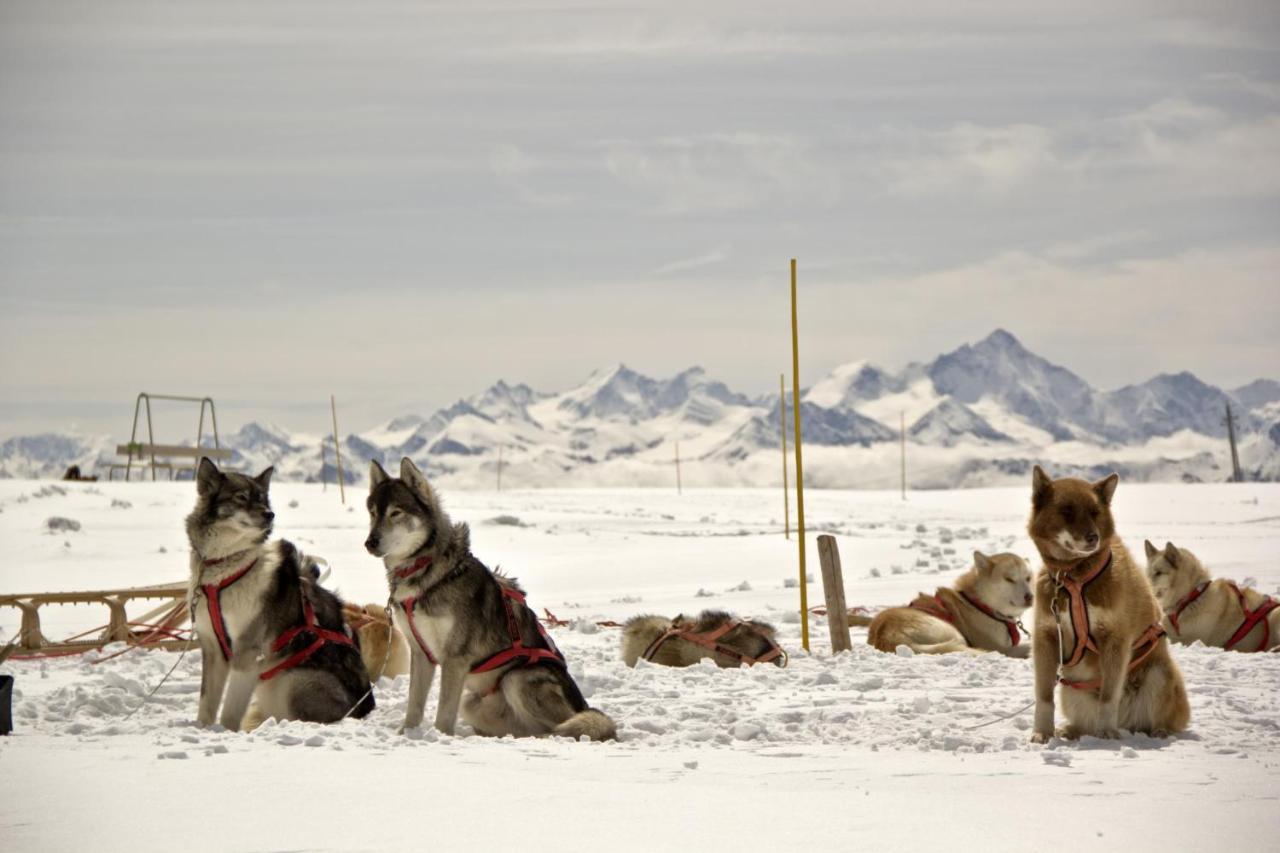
[554,708,617,742]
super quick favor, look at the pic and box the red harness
[200,558,258,661]
[640,618,786,667]
[908,591,1021,647]
[1168,581,1278,652]
[1053,550,1167,691]
[259,597,355,681]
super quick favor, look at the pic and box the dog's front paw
[1030,730,1052,745]
[1095,727,1121,740]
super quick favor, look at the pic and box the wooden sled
[0,584,191,658]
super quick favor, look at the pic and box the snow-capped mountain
[3,330,1277,488]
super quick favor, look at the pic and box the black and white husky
[366,458,616,741]
[186,458,374,730]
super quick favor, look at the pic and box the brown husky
[867,552,1033,657]
[1028,466,1189,742]
[1145,540,1279,653]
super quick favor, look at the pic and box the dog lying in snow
[342,602,411,681]
[622,610,785,668]
[1145,540,1279,653]
[866,551,1033,657]
[1028,466,1189,742]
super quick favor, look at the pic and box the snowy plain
[1,478,1278,852]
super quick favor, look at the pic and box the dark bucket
[0,675,13,735]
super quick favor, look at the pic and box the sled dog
[866,551,1033,657]
[366,458,616,740]
[1145,540,1279,652]
[621,610,785,668]
[344,602,412,680]
[186,458,374,730]
[1028,466,1189,742]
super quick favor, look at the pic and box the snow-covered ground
[2,479,1278,852]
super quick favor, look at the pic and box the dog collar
[201,549,256,570]
[958,591,1022,646]
[394,555,433,580]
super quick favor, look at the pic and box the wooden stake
[675,440,682,495]
[330,394,345,505]
[780,373,790,539]
[900,410,907,501]
[790,258,809,652]
[817,535,851,653]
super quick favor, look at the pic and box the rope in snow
[963,700,1035,731]
[122,633,195,722]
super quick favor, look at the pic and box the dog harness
[1171,581,1278,652]
[640,618,787,667]
[907,592,1022,647]
[198,557,258,661]
[1052,549,1167,691]
[258,596,355,682]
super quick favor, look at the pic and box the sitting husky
[366,458,616,740]
[1145,540,1279,652]
[1028,466,1189,742]
[185,458,375,730]
[621,610,785,668]
[866,551,1033,657]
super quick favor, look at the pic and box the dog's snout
[364,535,379,554]
[1084,532,1100,548]
[262,510,275,523]
[1024,592,1034,606]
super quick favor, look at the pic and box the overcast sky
[2,0,1278,438]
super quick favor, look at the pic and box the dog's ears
[1092,472,1119,505]
[1031,465,1053,508]
[1144,539,1158,561]
[400,457,441,512]
[1163,542,1179,567]
[973,550,993,572]
[197,457,223,495]
[369,459,390,490]
[254,466,274,490]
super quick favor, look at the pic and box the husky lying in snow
[185,459,374,730]
[867,552,1033,657]
[366,458,616,740]
[1028,466,1189,742]
[621,611,785,668]
[343,602,412,681]
[1146,540,1279,653]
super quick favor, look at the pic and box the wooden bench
[108,444,232,481]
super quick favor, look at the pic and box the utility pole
[330,395,346,504]
[900,410,907,500]
[675,440,682,495]
[1223,402,1243,483]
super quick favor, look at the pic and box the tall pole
[780,373,790,539]
[1224,402,1243,483]
[675,440,683,495]
[330,394,346,505]
[790,258,810,652]
[900,410,907,500]
[497,444,503,492]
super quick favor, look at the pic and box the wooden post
[817,535,851,653]
[675,441,682,495]
[790,258,810,652]
[780,373,790,539]
[330,394,346,504]
[900,410,907,501]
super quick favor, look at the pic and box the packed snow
[1,479,1279,851]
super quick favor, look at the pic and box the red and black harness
[907,591,1022,648]
[640,618,787,667]
[1168,581,1278,652]
[394,555,566,690]
[1052,549,1166,691]
[197,553,355,681]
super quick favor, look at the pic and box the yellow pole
[780,373,789,539]
[789,258,809,652]
[330,394,346,505]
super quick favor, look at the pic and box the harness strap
[399,596,438,665]
[1224,583,1278,652]
[1167,582,1209,636]
[1055,549,1113,668]
[470,586,566,675]
[958,591,1022,647]
[394,555,433,581]
[200,559,257,661]
[908,594,957,626]
[1060,623,1167,691]
[259,597,355,682]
